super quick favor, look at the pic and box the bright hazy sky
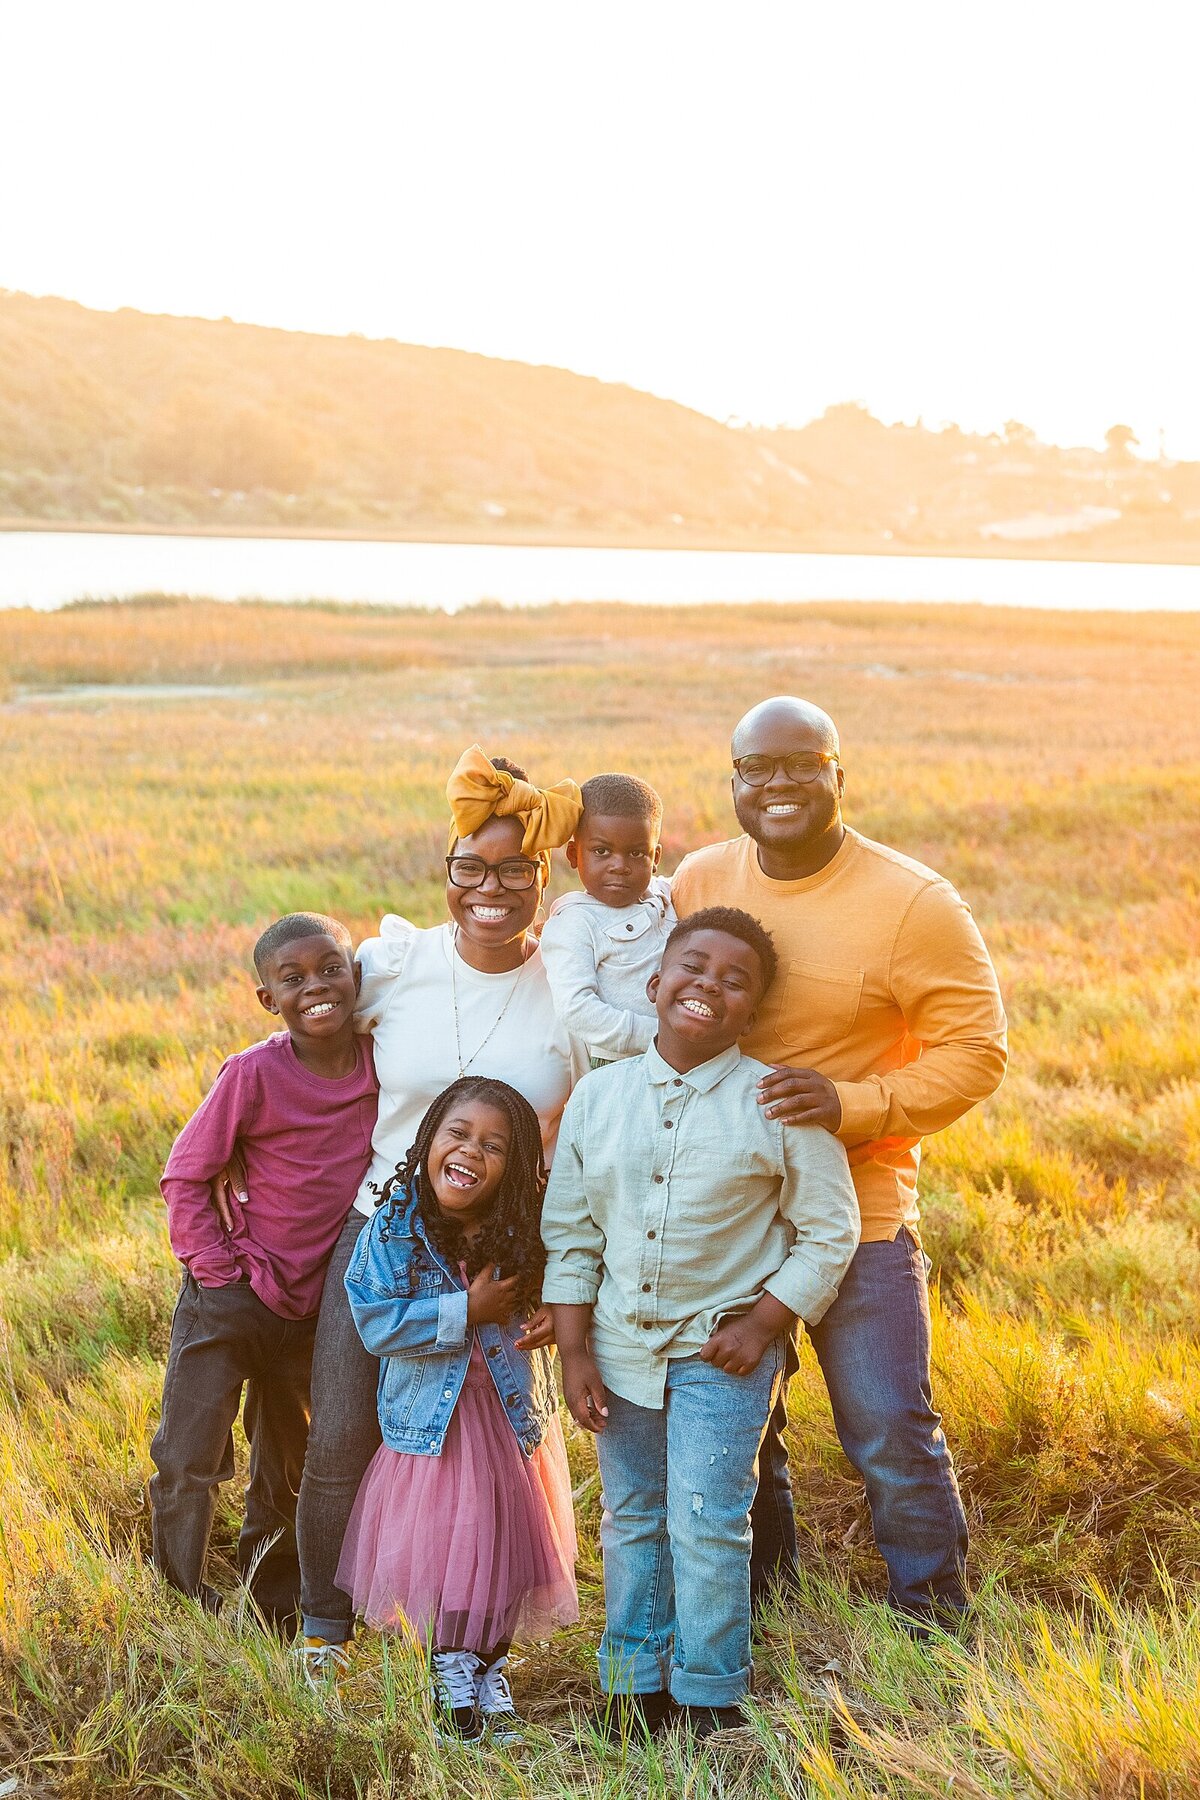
[4,1,1198,453]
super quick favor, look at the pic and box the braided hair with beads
[379,1076,548,1315]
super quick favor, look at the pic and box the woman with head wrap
[293,747,587,1684]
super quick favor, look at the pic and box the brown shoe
[682,1703,747,1739]
[592,1689,679,1741]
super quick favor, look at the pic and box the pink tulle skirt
[337,1345,579,1650]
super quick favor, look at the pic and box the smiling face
[567,811,662,908]
[256,933,360,1043]
[731,698,845,876]
[426,1099,512,1225]
[648,927,765,1071]
[445,813,545,965]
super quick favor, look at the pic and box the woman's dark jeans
[296,1209,382,1642]
[750,1230,969,1620]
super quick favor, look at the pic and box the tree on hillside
[1105,423,1138,458]
[820,401,880,427]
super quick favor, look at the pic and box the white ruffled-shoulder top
[352,917,586,1217]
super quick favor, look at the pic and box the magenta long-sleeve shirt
[161,1033,379,1319]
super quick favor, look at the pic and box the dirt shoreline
[3,514,1200,567]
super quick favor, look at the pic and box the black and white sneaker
[431,1649,484,1742]
[477,1653,523,1744]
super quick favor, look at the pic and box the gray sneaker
[477,1653,523,1744]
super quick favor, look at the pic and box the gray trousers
[150,1273,315,1630]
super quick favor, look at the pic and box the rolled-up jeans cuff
[669,1663,751,1707]
[598,1643,668,1696]
[301,1614,354,1644]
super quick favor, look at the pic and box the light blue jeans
[595,1341,784,1707]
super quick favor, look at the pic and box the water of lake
[2,530,1199,613]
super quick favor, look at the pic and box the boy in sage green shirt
[542,906,858,1741]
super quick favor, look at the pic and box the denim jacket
[344,1182,558,1459]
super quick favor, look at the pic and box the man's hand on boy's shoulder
[757,1064,842,1131]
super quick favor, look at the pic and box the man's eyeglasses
[445,855,541,891]
[732,752,840,787]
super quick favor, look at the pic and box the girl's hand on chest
[466,1261,521,1326]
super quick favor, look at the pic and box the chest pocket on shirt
[773,960,865,1060]
[604,912,655,947]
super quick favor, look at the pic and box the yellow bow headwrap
[446,745,583,858]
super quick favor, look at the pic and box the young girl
[338,1076,578,1742]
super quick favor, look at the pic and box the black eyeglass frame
[445,853,542,891]
[731,751,840,788]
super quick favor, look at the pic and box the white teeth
[681,999,716,1019]
[303,1001,336,1016]
[444,1162,480,1188]
[469,906,509,921]
[765,803,802,814]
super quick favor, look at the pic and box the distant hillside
[754,409,1200,559]
[2,290,1198,559]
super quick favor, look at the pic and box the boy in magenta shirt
[151,912,378,1630]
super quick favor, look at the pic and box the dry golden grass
[2,596,1199,1796]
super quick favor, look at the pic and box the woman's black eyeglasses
[732,752,839,787]
[445,855,541,891]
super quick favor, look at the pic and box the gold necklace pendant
[450,931,528,1078]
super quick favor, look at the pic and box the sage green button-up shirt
[541,1042,861,1408]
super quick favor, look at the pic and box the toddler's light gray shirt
[539,874,675,1061]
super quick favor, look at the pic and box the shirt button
[641,1320,653,1329]
[663,1120,673,1129]
[626,923,634,932]
[506,1394,520,1407]
[641,1283,651,1293]
[487,1346,500,1357]
[673,1078,682,1087]
[653,1174,664,1184]
[442,1388,453,1399]
[647,1229,657,1239]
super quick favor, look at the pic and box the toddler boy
[150,912,378,1630]
[542,907,859,1739]
[539,772,675,1064]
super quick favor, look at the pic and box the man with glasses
[671,695,1007,1632]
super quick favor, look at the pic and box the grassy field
[2,596,1199,1798]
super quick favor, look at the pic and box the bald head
[731,697,839,760]
[728,695,846,876]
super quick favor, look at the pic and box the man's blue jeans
[595,1342,784,1708]
[750,1231,968,1619]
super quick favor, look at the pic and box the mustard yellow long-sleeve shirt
[671,829,1007,1240]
